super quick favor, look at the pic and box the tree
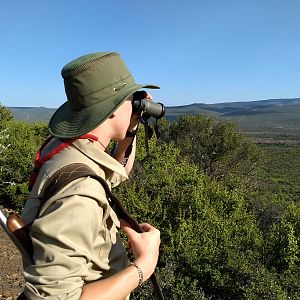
[116,121,300,299]
[0,103,13,123]
[161,115,263,190]
[116,134,265,299]
[0,111,48,209]
[0,104,13,163]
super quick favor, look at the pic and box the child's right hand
[121,220,161,281]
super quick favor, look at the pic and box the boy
[21,52,161,299]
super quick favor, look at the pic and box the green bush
[116,137,268,298]
[161,115,263,188]
[0,106,48,209]
[117,120,300,299]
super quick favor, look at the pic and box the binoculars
[132,91,165,120]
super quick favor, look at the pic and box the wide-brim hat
[49,52,159,139]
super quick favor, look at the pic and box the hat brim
[48,83,159,139]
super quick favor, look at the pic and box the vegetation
[120,117,300,299]
[1,103,300,299]
[0,104,48,209]
[259,144,300,202]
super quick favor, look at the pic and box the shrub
[0,112,48,209]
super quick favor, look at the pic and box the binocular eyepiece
[132,91,165,120]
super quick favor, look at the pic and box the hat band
[68,79,135,110]
[65,75,135,111]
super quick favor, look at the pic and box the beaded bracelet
[130,262,144,287]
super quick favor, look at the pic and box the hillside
[8,98,300,142]
[166,98,300,142]
[9,106,56,123]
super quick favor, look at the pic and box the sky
[1,0,300,108]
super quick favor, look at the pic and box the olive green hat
[49,52,159,139]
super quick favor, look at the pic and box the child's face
[113,98,133,140]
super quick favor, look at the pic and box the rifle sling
[39,163,164,300]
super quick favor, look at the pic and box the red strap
[28,134,98,191]
[33,136,53,166]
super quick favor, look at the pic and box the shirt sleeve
[23,192,104,299]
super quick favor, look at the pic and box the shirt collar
[72,139,128,180]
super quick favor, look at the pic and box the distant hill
[8,98,300,141]
[9,107,56,123]
[166,98,300,119]
[166,98,300,141]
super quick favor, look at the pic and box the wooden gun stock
[7,213,34,258]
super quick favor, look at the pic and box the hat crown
[61,52,135,110]
[62,52,114,78]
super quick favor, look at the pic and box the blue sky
[1,0,300,108]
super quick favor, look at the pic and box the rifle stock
[7,212,34,257]
[0,209,33,265]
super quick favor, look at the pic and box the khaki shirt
[22,138,129,299]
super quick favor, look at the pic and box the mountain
[166,98,300,139]
[8,98,300,140]
[166,98,300,118]
[9,107,56,123]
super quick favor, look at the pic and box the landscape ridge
[7,98,300,141]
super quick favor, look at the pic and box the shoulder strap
[29,134,99,191]
[39,163,141,232]
[39,162,164,300]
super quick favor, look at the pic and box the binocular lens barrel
[132,99,165,119]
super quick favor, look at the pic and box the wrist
[133,259,154,281]
[129,262,144,287]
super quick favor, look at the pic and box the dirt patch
[0,208,25,300]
